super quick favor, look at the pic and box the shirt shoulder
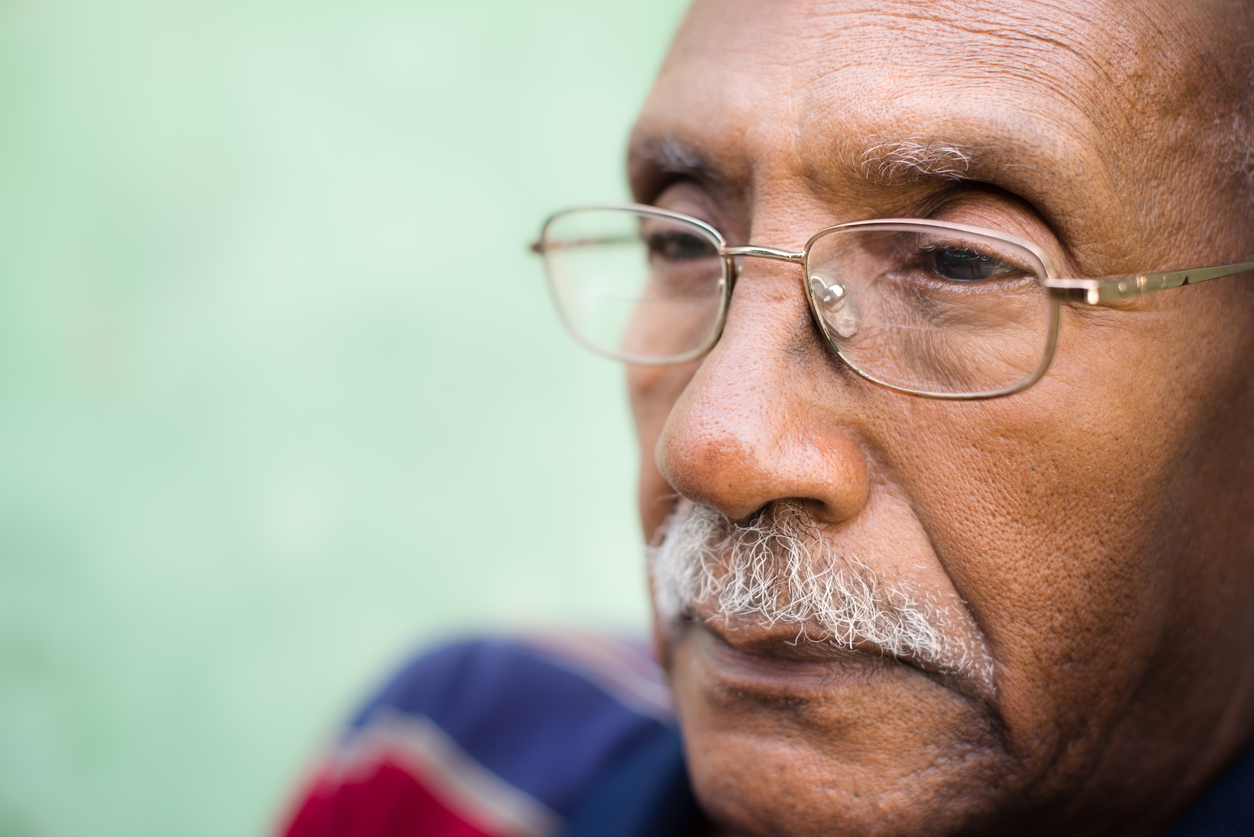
[277,633,678,837]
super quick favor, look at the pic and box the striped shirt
[278,634,703,837]
[278,633,1254,836]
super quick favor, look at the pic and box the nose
[655,260,871,526]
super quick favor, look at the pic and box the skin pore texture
[626,1,1254,835]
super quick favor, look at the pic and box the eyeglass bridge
[720,244,860,339]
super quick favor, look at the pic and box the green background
[0,1,688,834]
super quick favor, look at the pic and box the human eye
[917,244,1025,283]
[645,226,719,263]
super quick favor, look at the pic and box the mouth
[651,498,999,705]
[683,617,902,701]
[684,612,996,706]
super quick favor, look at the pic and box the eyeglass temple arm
[1045,261,1254,305]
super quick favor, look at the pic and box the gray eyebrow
[845,136,978,186]
[630,132,997,197]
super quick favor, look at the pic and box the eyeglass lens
[541,207,1054,397]
[543,208,726,364]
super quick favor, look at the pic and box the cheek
[894,294,1250,767]
[903,396,1166,750]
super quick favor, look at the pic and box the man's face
[627,1,1254,834]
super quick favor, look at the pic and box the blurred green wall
[0,1,688,834]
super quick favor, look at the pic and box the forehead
[631,0,1247,251]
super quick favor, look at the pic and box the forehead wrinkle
[799,4,1231,141]
[746,13,1121,229]
[804,9,1124,140]
[793,93,1098,225]
[642,0,1254,270]
[810,0,1252,191]
[783,38,1130,243]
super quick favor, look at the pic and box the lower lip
[687,620,901,696]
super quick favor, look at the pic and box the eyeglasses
[532,203,1254,400]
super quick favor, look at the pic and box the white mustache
[648,501,989,683]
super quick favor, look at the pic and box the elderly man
[280,0,1254,834]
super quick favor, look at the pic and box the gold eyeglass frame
[533,203,1254,400]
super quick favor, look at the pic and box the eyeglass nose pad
[808,273,860,339]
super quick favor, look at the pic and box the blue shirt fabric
[1165,743,1254,837]
[288,635,1253,837]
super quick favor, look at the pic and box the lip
[690,617,901,690]
[688,616,994,706]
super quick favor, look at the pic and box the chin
[666,620,1018,837]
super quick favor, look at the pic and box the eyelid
[913,229,1038,269]
[651,183,729,234]
[927,198,1069,275]
[652,201,716,227]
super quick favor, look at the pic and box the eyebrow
[627,135,735,202]
[842,135,983,187]
[628,133,1001,203]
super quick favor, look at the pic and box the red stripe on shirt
[281,760,495,837]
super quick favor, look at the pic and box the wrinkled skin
[626,1,1254,834]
